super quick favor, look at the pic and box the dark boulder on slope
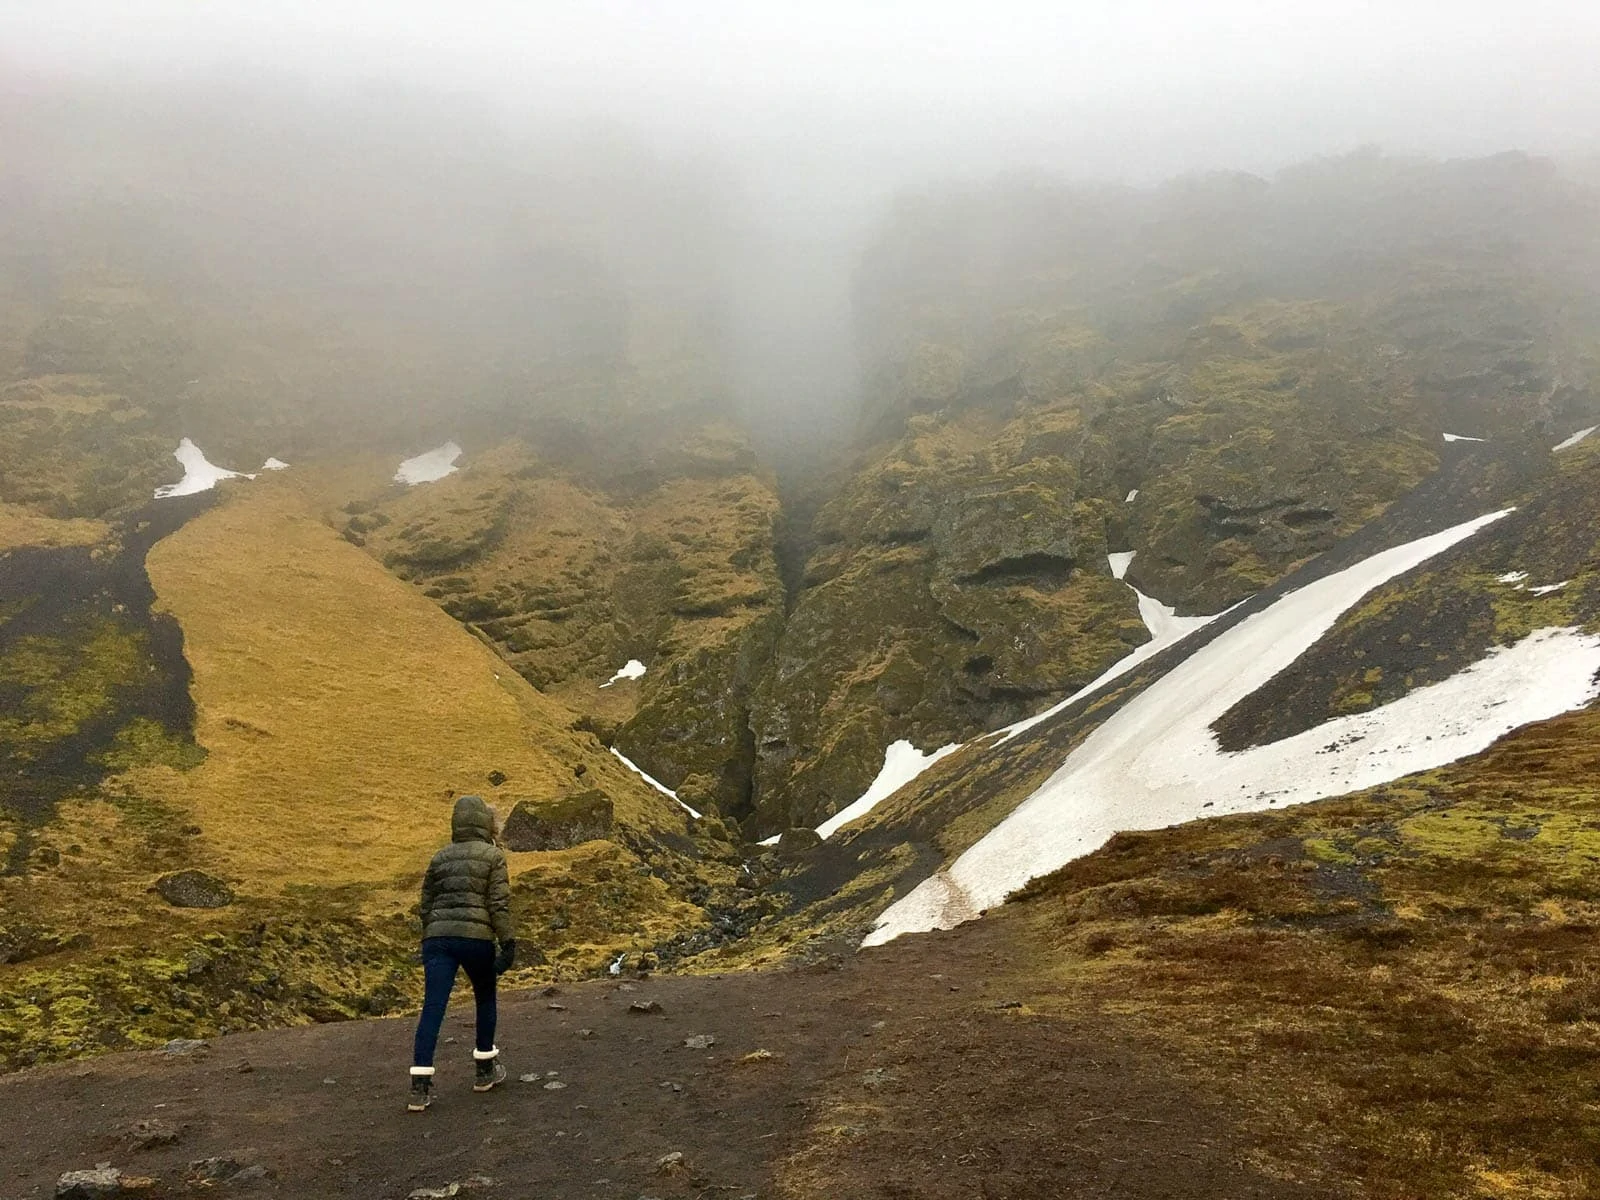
[501,790,615,852]
[154,870,234,909]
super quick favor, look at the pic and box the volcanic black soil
[2,916,1333,1200]
[0,493,212,835]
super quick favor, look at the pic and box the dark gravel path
[2,919,1335,1200]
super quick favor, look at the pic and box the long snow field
[866,509,1600,946]
[793,547,1225,845]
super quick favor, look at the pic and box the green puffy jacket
[419,795,514,943]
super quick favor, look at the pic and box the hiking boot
[473,1049,506,1092]
[407,1068,434,1112]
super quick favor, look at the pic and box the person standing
[408,794,516,1111]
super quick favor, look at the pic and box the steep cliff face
[729,151,1600,832]
[852,154,1600,613]
[748,409,1142,829]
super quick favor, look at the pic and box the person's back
[407,794,516,1111]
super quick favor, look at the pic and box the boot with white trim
[407,1066,434,1111]
[472,1046,506,1092]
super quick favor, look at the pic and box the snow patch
[816,740,963,840]
[1529,581,1570,597]
[395,441,462,485]
[1553,426,1596,452]
[600,659,647,688]
[866,510,1550,947]
[1107,551,1135,580]
[1442,432,1486,443]
[1125,489,1139,503]
[609,747,701,819]
[153,439,252,499]
[1496,572,1529,584]
[260,457,290,471]
[1133,588,1213,643]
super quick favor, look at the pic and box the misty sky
[5,2,1599,448]
[6,1,1600,185]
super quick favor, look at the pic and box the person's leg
[461,940,505,1091]
[411,938,460,1068]
[460,939,498,1055]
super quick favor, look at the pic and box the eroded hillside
[0,473,750,1069]
[6,149,1600,1090]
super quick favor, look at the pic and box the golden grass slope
[0,503,108,551]
[134,473,689,896]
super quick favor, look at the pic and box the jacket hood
[451,794,495,844]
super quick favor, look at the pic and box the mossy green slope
[0,476,745,1071]
[853,153,1600,614]
[703,431,1600,977]
[986,701,1600,1198]
[347,426,786,823]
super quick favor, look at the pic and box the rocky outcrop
[500,791,615,852]
[1212,439,1600,750]
[747,411,1145,831]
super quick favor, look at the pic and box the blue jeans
[412,936,497,1066]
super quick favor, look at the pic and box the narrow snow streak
[153,438,252,499]
[600,659,647,688]
[1553,426,1596,452]
[609,747,701,819]
[1442,432,1486,443]
[1496,571,1529,584]
[395,441,463,485]
[863,510,1586,946]
[816,740,963,840]
[1125,489,1139,503]
[994,560,1223,745]
[1529,581,1570,596]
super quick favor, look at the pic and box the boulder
[674,773,719,816]
[933,482,1077,585]
[775,827,822,859]
[116,1118,181,1152]
[499,790,614,852]
[55,1166,152,1199]
[154,870,233,909]
[186,1157,268,1185]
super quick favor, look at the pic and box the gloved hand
[493,939,516,976]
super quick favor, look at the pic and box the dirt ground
[1,916,1333,1200]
